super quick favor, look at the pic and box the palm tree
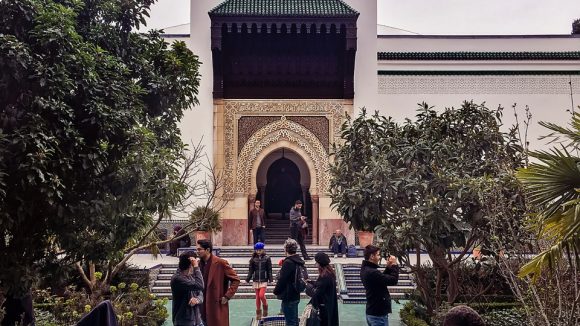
[517,112,580,281]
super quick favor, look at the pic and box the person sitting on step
[328,229,348,258]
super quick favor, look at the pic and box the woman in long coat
[306,252,339,326]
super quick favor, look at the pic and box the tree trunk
[412,267,435,314]
[1,291,34,326]
[446,267,460,304]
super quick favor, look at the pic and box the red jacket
[200,255,240,326]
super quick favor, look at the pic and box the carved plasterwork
[238,116,330,154]
[237,116,329,195]
[223,100,344,198]
[378,75,580,95]
[238,116,279,153]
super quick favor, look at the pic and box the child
[246,242,273,320]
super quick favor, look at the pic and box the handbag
[300,303,320,326]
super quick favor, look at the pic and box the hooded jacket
[273,254,305,301]
[360,260,399,316]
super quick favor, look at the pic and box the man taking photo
[360,245,399,326]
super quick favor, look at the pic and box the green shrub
[33,283,168,326]
[400,301,430,326]
[482,308,526,326]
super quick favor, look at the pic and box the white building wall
[344,0,378,111]
[373,35,580,150]
[377,35,580,52]
[182,0,216,160]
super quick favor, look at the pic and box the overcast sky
[144,0,580,35]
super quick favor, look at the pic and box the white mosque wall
[371,35,580,151]
[377,35,580,52]
[344,0,379,111]
[184,0,215,163]
[372,86,579,152]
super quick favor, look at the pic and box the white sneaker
[343,254,347,258]
[334,254,338,258]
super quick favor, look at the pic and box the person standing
[360,245,399,326]
[328,229,348,258]
[169,225,191,256]
[249,199,267,244]
[273,239,306,326]
[289,200,311,260]
[196,239,240,326]
[305,252,339,326]
[246,242,273,320]
[171,252,204,326]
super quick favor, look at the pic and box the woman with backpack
[305,252,339,326]
[246,242,273,320]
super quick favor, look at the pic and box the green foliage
[189,206,222,232]
[331,102,527,311]
[0,0,200,297]
[34,282,168,326]
[517,111,580,280]
[400,301,430,326]
[481,308,526,326]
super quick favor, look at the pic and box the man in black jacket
[273,238,306,326]
[360,245,399,326]
[171,251,204,326]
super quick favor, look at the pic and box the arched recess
[256,148,311,190]
[236,117,329,196]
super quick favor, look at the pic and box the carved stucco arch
[237,117,329,196]
[256,150,311,189]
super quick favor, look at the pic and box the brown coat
[201,255,240,326]
[249,207,266,229]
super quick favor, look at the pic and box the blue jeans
[281,299,300,326]
[366,314,389,326]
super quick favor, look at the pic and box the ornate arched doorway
[264,157,301,218]
[252,148,313,244]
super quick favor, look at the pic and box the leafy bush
[400,301,430,326]
[481,308,526,326]
[189,206,222,232]
[33,283,168,326]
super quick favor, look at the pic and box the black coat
[246,254,273,283]
[306,273,339,326]
[360,260,399,316]
[273,254,305,301]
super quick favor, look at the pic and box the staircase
[261,218,312,244]
[339,263,415,304]
[150,247,415,301]
[151,263,320,299]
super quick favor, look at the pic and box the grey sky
[144,0,580,35]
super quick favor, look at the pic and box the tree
[330,102,527,313]
[0,0,200,322]
[517,112,580,281]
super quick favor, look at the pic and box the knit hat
[254,242,265,250]
[314,252,331,267]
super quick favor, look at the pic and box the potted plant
[189,206,222,241]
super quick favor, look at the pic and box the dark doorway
[265,157,302,218]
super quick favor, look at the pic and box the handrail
[335,263,348,294]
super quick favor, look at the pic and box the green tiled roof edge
[377,52,580,61]
[209,0,359,17]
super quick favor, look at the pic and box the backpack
[347,244,357,258]
[293,264,308,293]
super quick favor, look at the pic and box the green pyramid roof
[209,0,359,17]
